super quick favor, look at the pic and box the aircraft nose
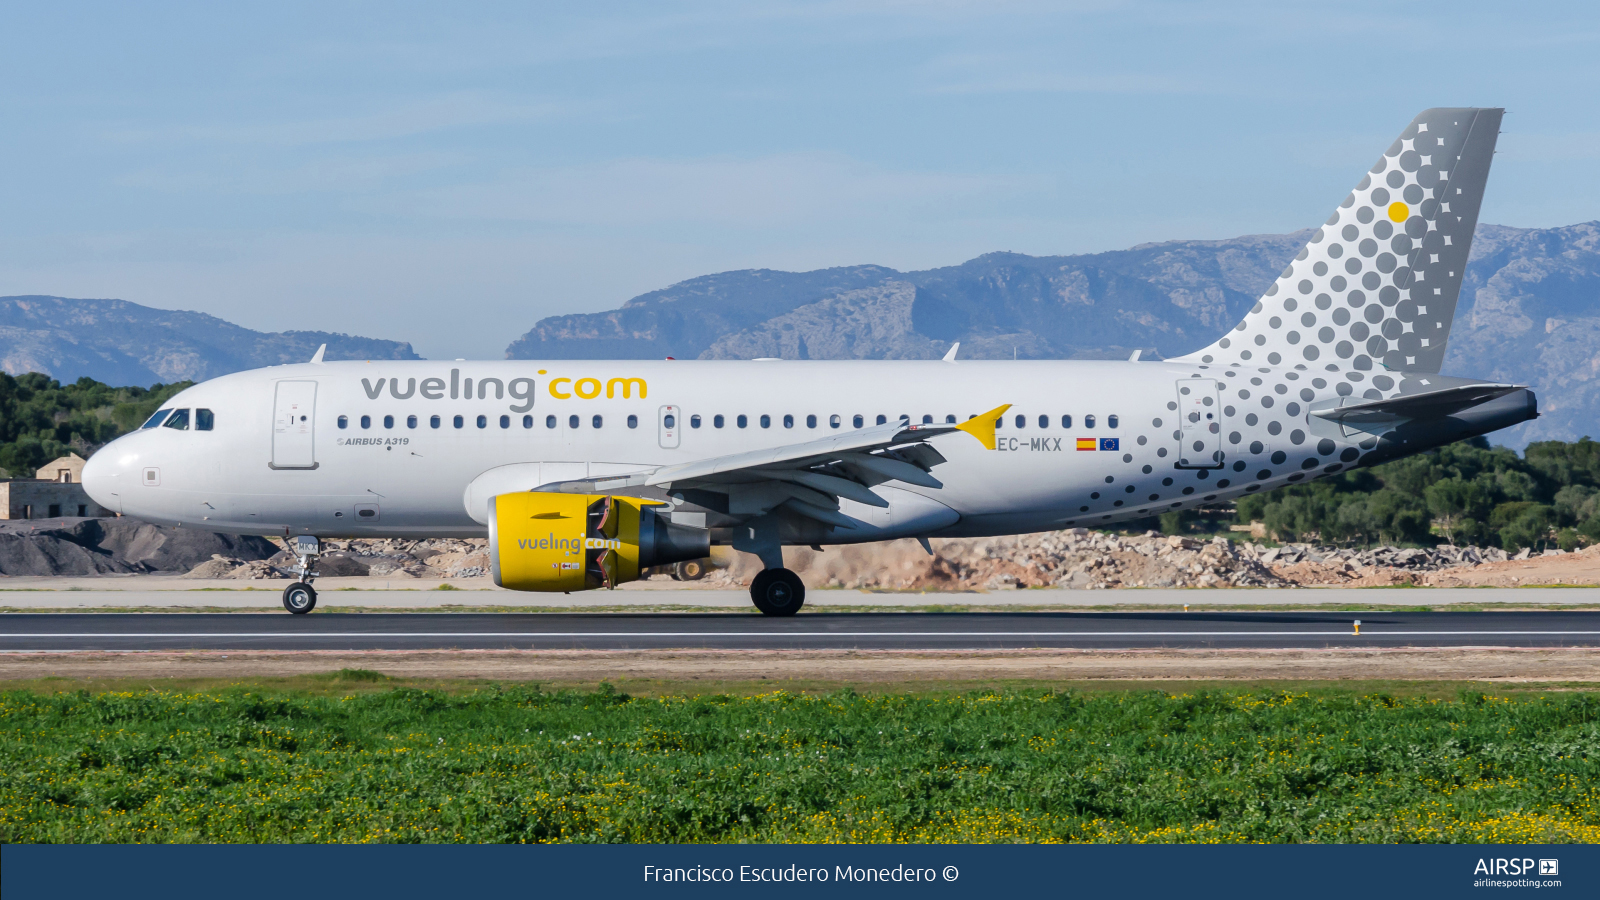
[81,449,123,515]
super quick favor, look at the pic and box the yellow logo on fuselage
[548,377,648,400]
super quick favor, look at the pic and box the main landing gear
[282,535,321,614]
[750,568,805,616]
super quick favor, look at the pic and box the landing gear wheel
[675,559,706,581]
[750,568,804,616]
[282,582,317,614]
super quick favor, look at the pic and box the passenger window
[1062,414,1073,428]
[1085,414,1097,429]
[523,415,533,428]
[783,414,794,428]
[430,415,441,428]
[163,409,190,430]
[592,415,603,428]
[407,415,418,429]
[945,414,956,424]
[384,415,394,429]
[1038,414,1048,429]
[830,414,841,429]
[899,414,910,422]
[141,409,172,429]
[806,414,817,428]
[876,415,887,425]
[995,416,1003,429]
[360,415,371,429]
[569,415,579,429]
[664,414,675,428]
[760,415,771,428]
[690,415,702,428]
[853,415,864,428]
[922,414,933,424]
[627,414,638,429]
[1108,414,1119,429]
[196,409,214,431]
[337,415,348,429]
[476,415,487,428]
[454,415,464,429]
[499,415,510,429]
[1014,414,1025,429]
[714,415,725,429]
[546,415,557,428]
[737,415,748,428]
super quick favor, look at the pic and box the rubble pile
[922,530,1287,590]
[1243,542,1519,585]
[188,538,493,580]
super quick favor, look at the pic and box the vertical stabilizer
[1180,108,1502,374]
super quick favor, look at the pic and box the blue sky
[2,1,1597,359]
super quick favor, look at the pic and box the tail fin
[1181,108,1502,374]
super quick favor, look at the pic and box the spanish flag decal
[1075,438,1096,451]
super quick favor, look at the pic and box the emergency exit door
[1175,379,1223,469]
[271,381,318,469]
[658,405,681,449]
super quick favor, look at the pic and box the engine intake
[488,493,709,592]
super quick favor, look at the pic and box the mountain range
[0,295,418,386]
[5,221,1597,446]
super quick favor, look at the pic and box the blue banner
[3,844,1593,899]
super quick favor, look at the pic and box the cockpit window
[141,409,172,429]
[195,409,214,431]
[162,409,191,431]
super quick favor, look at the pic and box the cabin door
[1175,379,1223,469]
[271,380,318,469]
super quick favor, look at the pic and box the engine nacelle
[488,493,709,592]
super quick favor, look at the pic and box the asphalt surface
[4,586,1600,609]
[1,611,1598,651]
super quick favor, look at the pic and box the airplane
[81,107,1535,616]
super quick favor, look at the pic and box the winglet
[309,344,326,364]
[954,404,1011,450]
[942,342,960,362]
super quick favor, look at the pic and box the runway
[2,610,1598,651]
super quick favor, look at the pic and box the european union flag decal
[1099,438,1119,451]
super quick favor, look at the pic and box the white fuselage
[82,357,1373,542]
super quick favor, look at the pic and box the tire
[750,568,805,616]
[282,582,317,614]
[675,559,706,581]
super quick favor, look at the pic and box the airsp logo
[1473,858,1551,876]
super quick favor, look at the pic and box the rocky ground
[0,518,276,576]
[6,520,1598,590]
[182,538,491,581]
[705,531,1598,591]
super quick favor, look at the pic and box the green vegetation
[1211,437,1600,552]
[1123,436,1600,553]
[2,685,1596,843]
[0,373,190,476]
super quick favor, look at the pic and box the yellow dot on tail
[1387,201,1409,222]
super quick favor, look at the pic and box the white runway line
[4,630,1600,639]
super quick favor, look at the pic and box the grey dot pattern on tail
[1180,108,1502,381]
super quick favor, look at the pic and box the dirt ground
[4,647,1597,688]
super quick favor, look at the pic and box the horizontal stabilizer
[1311,383,1523,424]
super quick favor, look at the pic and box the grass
[2,682,1596,843]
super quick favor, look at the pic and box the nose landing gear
[282,535,321,614]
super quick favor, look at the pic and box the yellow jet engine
[488,493,710,592]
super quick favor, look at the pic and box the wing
[535,405,1010,530]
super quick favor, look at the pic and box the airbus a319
[82,108,1534,615]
